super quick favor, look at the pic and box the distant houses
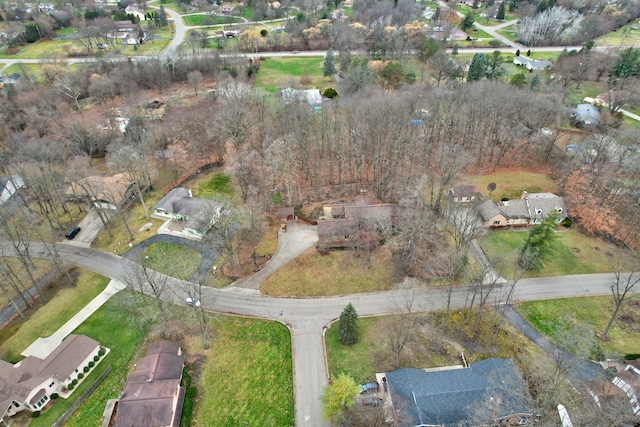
[477,191,566,227]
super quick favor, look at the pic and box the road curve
[15,242,620,426]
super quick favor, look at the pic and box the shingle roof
[477,200,502,221]
[477,193,565,223]
[386,358,530,427]
[450,186,476,198]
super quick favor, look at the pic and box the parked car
[65,226,81,240]
[186,298,201,307]
[359,382,379,394]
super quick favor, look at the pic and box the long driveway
[14,241,621,426]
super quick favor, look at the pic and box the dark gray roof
[450,186,476,198]
[575,104,600,125]
[477,193,565,223]
[386,358,530,427]
[477,200,502,221]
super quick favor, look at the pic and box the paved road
[11,241,623,426]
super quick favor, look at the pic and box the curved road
[17,241,620,426]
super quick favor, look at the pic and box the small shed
[278,207,295,222]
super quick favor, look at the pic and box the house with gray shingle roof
[477,191,565,228]
[384,358,531,427]
[152,187,223,240]
[0,335,102,422]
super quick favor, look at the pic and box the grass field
[193,172,234,198]
[261,247,400,296]
[565,80,606,106]
[142,242,202,278]
[0,269,109,363]
[254,57,328,93]
[595,22,640,47]
[195,317,293,426]
[517,296,640,359]
[479,227,632,278]
[182,14,242,26]
[461,172,558,201]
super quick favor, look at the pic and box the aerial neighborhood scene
[1,0,640,425]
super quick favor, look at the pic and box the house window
[75,369,78,373]
[493,220,500,225]
[49,382,55,388]
[13,402,20,408]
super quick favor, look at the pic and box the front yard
[478,227,632,278]
[254,57,327,93]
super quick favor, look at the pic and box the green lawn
[55,26,76,35]
[148,0,186,14]
[0,270,110,363]
[517,296,640,359]
[479,228,633,278]
[261,247,400,296]
[193,172,234,198]
[325,317,378,384]
[254,56,328,93]
[32,297,149,427]
[0,39,79,59]
[142,242,202,278]
[195,317,293,426]
[595,22,640,47]
[565,80,606,106]
[462,172,558,201]
[182,14,242,26]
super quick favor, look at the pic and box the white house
[281,87,323,106]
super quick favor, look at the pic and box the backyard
[254,56,327,93]
[461,171,558,201]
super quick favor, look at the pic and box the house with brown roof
[317,194,397,249]
[111,341,185,427]
[65,173,137,210]
[477,192,566,228]
[0,335,101,422]
[152,187,224,240]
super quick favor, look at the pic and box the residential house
[585,358,640,418]
[0,175,24,205]
[111,341,185,427]
[0,335,102,422]
[513,56,552,71]
[449,185,476,203]
[278,207,295,222]
[152,187,223,240]
[65,173,137,210]
[125,4,146,21]
[382,358,532,427]
[317,194,397,249]
[477,191,566,228]
[218,4,237,14]
[281,87,323,108]
[573,103,600,126]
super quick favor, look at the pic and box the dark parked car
[65,226,81,240]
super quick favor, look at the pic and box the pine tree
[467,53,486,81]
[518,211,559,270]
[461,12,476,30]
[338,303,358,345]
[530,73,541,91]
[323,48,337,77]
[496,1,506,20]
[510,72,528,87]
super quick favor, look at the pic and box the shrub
[31,411,41,418]
[83,366,90,373]
[260,29,268,37]
[67,383,74,390]
[50,393,59,399]
[72,379,78,385]
[77,373,84,379]
[561,218,573,228]
[94,355,99,361]
[98,348,105,356]
[88,361,95,367]
[323,88,338,99]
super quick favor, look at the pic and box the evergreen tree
[496,1,506,20]
[518,211,559,270]
[467,53,487,81]
[510,72,528,87]
[461,12,476,30]
[509,0,519,12]
[530,73,541,91]
[338,303,358,345]
[323,48,337,77]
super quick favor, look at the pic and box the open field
[565,80,606,106]
[517,296,640,359]
[595,22,640,46]
[261,247,400,296]
[461,172,558,201]
[182,14,242,26]
[254,56,328,93]
[478,227,632,278]
[0,270,109,363]
[0,39,77,59]
[194,317,293,426]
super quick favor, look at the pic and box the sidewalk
[21,280,126,359]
